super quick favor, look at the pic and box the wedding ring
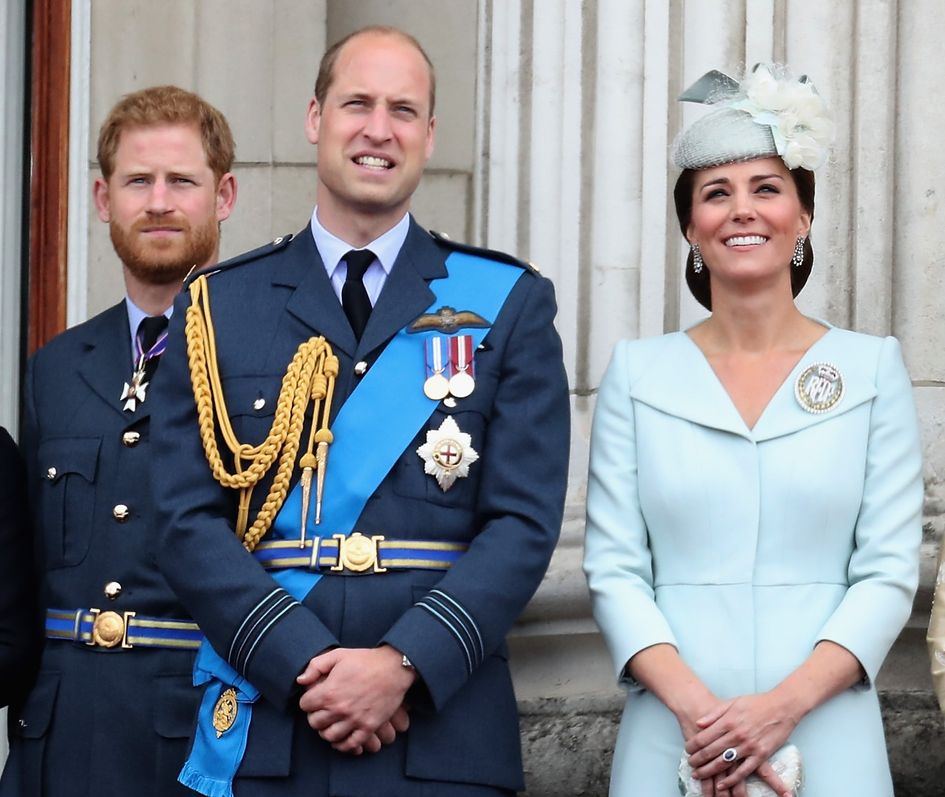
[721,747,738,763]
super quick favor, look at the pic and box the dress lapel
[630,332,750,438]
[752,327,878,442]
[356,220,443,358]
[279,228,359,357]
[629,328,879,442]
[278,219,446,359]
[76,303,138,421]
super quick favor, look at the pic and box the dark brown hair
[314,26,436,117]
[97,85,235,182]
[673,166,816,311]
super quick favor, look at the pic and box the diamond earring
[691,243,704,274]
[792,236,805,268]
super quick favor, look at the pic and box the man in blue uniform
[0,427,38,709]
[1,86,237,796]
[152,26,569,796]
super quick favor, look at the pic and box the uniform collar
[309,207,409,278]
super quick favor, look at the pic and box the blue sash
[180,252,524,795]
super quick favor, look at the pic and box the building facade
[4,0,944,792]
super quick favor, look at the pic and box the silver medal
[448,371,475,399]
[423,373,451,401]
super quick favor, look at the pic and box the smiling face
[305,31,436,242]
[93,123,236,286]
[686,157,811,299]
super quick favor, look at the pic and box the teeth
[355,155,391,169]
[725,235,767,247]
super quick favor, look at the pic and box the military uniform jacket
[151,219,570,795]
[0,427,40,709]
[0,303,200,797]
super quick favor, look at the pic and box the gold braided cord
[185,275,338,551]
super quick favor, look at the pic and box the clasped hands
[679,691,799,797]
[297,644,416,755]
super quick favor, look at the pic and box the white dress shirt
[309,207,410,307]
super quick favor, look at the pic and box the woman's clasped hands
[682,691,799,797]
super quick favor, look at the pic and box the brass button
[112,504,130,522]
[122,431,140,447]
[91,611,124,647]
[46,467,57,480]
[354,361,368,376]
[253,398,266,411]
[104,581,122,600]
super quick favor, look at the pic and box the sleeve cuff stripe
[429,589,483,659]
[416,602,473,674]
[230,592,296,670]
[229,587,282,660]
[239,600,301,673]
[421,595,481,666]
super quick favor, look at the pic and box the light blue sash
[180,252,524,795]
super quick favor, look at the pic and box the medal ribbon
[181,251,525,796]
[135,328,169,366]
[450,335,474,379]
[424,335,448,379]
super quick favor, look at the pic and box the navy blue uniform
[0,427,39,709]
[0,304,200,797]
[151,220,570,795]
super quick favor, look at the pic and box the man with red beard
[0,86,237,797]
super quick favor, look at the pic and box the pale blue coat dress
[583,327,923,796]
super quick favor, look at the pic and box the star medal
[120,358,150,412]
[416,416,479,491]
[423,335,450,400]
[795,362,844,414]
[448,335,475,398]
[121,322,169,412]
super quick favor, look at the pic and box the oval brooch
[795,362,844,414]
[212,687,239,738]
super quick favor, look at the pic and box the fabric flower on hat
[729,64,834,170]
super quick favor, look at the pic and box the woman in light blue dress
[584,65,923,797]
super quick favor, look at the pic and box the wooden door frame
[28,0,72,354]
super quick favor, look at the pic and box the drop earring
[792,236,805,268]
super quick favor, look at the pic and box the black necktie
[341,249,375,340]
[136,315,169,384]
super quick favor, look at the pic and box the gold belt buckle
[87,609,136,649]
[331,532,386,574]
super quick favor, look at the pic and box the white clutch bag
[677,743,803,797]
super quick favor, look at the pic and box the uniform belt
[252,533,468,574]
[45,608,203,650]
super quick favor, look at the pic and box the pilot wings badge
[416,416,479,491]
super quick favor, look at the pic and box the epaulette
[428,230,539,273]
[183,233,295,288]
